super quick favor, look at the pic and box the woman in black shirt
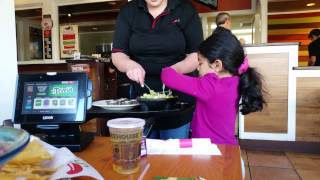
[111,0,203,139]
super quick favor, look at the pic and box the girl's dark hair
[198,28,265,115]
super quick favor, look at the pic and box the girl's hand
[126,63,146,87]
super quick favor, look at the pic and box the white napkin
[146,138,221,155]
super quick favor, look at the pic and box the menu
[60,25,79,58]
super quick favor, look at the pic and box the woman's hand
[112,52,146,86]
[126,62,146,87]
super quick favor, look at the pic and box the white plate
[92,100,140,111]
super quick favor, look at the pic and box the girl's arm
[161,67,212,101]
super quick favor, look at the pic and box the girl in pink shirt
[161,28,265,145]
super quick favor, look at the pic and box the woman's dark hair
[198,28,265,115]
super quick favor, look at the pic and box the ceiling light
[67,13,72,17]
[92,27,98,30]
[306,2,316,7]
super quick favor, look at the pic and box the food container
[107,118,145,174]
[0,127,30,168]
[137,96,178,110]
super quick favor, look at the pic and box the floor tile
[295,169,320,180]
[286,152,320,170]
[250,166,301,180]
[247,150,293,168]
[286,152,320,180]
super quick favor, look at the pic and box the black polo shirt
[112,0,203,75]
[112,0,203,130]
[308,38,320,66]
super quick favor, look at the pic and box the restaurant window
[58,1,127,59]
[206,14,254,44]
[15,8,43,61]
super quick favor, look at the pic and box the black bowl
[137,96,178,110]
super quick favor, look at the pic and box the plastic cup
[107,118,145,174]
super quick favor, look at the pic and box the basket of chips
[0,136,103,180]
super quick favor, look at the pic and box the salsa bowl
[0,127,30,168]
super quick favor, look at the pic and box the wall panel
[268,12,320,66]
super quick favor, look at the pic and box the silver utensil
[144,83,153,93]
[162,84,165,95]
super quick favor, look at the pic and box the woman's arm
[308,44,317,66]
[171,52,199,74]
[112,52,145,86]
[111,5,145,86]
[171,4,203,74]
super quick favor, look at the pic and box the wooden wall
[268,12,320,66]
[18,63,68,72]
[296,77,320,142]
[244,53,288,133]
[191,0,252,13]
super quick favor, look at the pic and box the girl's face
[197,53,216,76]
[145,0,166,8]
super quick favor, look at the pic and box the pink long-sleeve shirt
[161,67,240,144]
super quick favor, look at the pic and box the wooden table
[75,137,242,180]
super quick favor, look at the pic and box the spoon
[144,83,153,93]
[162,84,165,95]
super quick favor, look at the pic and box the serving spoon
[143,83,154,93]
[144,83,171,96]
[162,84,165,95]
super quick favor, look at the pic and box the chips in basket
[0,140,55,180]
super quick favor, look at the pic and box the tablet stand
[21,124,94,152]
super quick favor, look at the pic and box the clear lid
[107,118,145,129]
